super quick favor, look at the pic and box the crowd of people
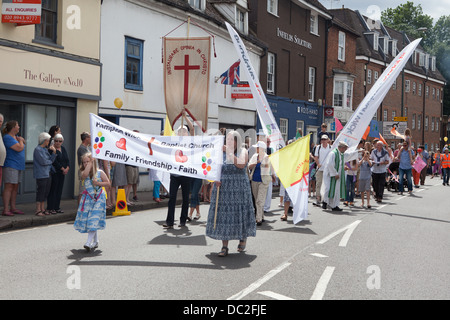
[2,115,449,255]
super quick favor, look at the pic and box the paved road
[1,180,449,301]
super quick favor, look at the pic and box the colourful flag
[219,60,240,85]
[390,127,406,140]
[335,117,343,133]
[269,135,310,224]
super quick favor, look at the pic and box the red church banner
[163,37,211,132]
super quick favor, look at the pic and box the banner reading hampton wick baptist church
[163,37,211,132]
[89,114,223,181]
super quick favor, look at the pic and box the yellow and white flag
[269,135,310,224]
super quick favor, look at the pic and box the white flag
[225,22,285,151]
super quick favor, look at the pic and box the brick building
[324,14,359,138]
[248,0,332,144]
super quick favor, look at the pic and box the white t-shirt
[314,144,331,171]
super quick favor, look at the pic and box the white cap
[253,141,267,149]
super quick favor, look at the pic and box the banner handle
[213,185,220,230]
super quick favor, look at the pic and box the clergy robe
[321,148,359,209]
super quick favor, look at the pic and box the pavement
[0,190,182,232]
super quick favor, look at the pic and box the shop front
[0,45,101,203]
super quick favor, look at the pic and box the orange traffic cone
[113,188,131,216]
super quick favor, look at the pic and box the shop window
[279,118,288,143]
[25,105,57,161]
[125,37,144,91]
[35,0,58,44]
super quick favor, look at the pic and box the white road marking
[316,220,362,247]
[227,261,291,300]
[310,253,328,258]
[258,291,294,300]
[310,266,335,300]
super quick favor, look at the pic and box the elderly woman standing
[33,132,57,216]
[47,133,70,214]
[206,131,256,257]
[2,120,26,216]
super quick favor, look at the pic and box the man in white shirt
[313,135,331,208]
[370,141,391,203]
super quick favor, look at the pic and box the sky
[318,0,450,22]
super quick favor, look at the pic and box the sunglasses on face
[54,140,63,143]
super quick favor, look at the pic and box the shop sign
[2,0,41,25]
[231,81,253,99]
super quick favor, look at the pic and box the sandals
[280,215,287,221]
[194,213,201,220]
[218,247,229,257]
[35,211,45,217]
[237,240,246,252]
[2,211,14,216]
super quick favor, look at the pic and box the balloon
[444,137,448,142]
[114,98,123,109]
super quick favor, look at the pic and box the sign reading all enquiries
[89,114,224,181]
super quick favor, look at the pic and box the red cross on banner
[163,37,211,132]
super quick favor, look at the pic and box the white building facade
[99,0,264,189]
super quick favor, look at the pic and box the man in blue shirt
[395,141,414,195]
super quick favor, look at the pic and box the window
[236,7,247,33]
[432,117,435,131]
[425,116,429,131]
[308,67,316,101]
[296,120,304,136]
[35,0,58,43]
[419,53,425,66]
[426,86,429,97]
[383,110,388,122]
[392,110,396,121]
[437,88,440,101]
[412,82,416,95]
[404,107,408,117]
[418,83,422,96]
[367,69,372,85]
[188,0,204,11]
[412,114,416,130]
[267,0,278,15]
[310,11,318,35]
[267,52,275,94]
[333,81,343,107]
[431,56,436,71]
[125,37,144,91]
[280,118,288,143]
[432,87,436,99]
[392,79,397,90]
[418,115,421,130]
[25,105,57,161]
[405,80,410,93]
[373,33,379,50]
[338,31,345,61]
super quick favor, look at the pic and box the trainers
[332,206,343,211]
[162,224,173,229]
[322,202,327,209]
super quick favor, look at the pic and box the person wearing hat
[321,140,360,211]
[313,134,331,208]
[248,141,275,226]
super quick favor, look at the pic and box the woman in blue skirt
[74,152,110,252]
[206,131,256,257]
